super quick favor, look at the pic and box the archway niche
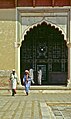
[20,21,68,85]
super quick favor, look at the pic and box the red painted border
[0,0,70,9]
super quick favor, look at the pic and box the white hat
[12,69,15,71]
[25,70,29,73]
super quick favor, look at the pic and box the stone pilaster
[67,46,71,87]
[15,42,21,86]
[67,9,71,87]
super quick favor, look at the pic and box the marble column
[15,42,21,86]
[67,9,71,87]
[67,45,71,87]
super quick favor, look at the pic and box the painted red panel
[0,0,71,8]
[54,0,70,6]
[0,0,15,8]
[35,0,52,6]
[70,1,71,6]
[18,0,33,7]
[18,0,70,7]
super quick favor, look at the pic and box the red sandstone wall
[54,0,70,6]
[35,0,52,6]
[0,0,15,8]
[0,0,70,8]
[18,0,33,7]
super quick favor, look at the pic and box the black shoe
[12,89,15,96]
[26,92,28,95]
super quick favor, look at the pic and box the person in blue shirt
[23,70,31,95]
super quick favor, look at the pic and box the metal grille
[20,22,68,85]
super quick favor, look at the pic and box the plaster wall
[0,9,16,71]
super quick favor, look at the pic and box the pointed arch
[21,20,66,43]
[20,20,68,85]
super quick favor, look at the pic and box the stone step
[0,85,71,90]
[18,85,71,90]
[0,86,71,95]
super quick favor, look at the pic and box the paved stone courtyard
[0,89,71,119]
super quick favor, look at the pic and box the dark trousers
[12,89,16,96]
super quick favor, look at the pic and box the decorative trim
[15,0,18,7]
[67,43,71,48]
[15,42,21,48]
[21,20,66,42]
[33,0,36,7]
[52,0,55,7]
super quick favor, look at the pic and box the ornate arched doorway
[20,22,68,85]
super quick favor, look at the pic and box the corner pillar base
[67,80,71,87]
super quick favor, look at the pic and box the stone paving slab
[0,91,71,119]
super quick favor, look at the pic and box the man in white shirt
[38,67,42,85]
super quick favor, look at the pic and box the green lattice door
[20,22,68,85]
